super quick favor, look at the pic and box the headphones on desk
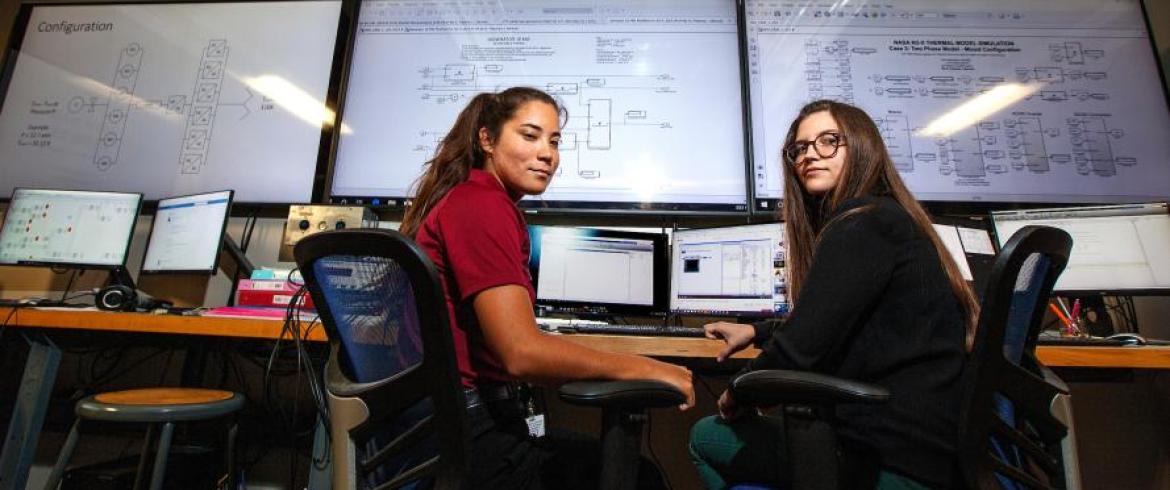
[95,285,169,311]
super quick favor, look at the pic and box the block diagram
[411,63,678,181]
[59,39,274,174]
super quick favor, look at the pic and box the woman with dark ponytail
[690,100,979,489]
[403,87,694,489]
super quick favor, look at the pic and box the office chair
[296,229,685,490]
[295,229,469,490]
[727,225,1076,490]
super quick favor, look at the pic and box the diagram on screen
[412,62,676,181]
[760,33,1145,192]
[60,40,277,174]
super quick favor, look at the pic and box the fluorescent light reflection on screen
[918,82,1043,138]
[242,74,352,134]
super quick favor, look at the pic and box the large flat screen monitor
[990,202,1170,294]
[528,226,669,316]
[745,0,1170,211]
[0,188,142,268]
[670,222,787,317]
[141,189,233,274]
[331,0,749,213]
[0,1,347,203]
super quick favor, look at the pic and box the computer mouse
[1107,333,1147,346]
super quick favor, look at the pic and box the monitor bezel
[0,0,356,206]
[669,220,785,318]
[325,0,753,216]
[988,202,1170,296]
[0,187,143,270]
[139,189,235,275]
[528,226,670,317]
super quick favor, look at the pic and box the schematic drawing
[783,36,1132,185]
[62,40,272,174]
[411,63,677,181]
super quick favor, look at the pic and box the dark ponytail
[400,87,564,236]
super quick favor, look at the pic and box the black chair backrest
[295,229,468,489]
[958,225,1073,490]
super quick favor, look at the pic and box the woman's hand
[717,389,743,420]
[704,322,756,362]
[645,359,695,411]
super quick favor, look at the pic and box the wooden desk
[5,307,1170,367]
[0,307,327,342]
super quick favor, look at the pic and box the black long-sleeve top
[746,195,967,487]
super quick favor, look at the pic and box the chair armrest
[731,370,890,407]
[558,380,685,409]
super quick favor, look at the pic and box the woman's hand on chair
[704,322,756,362]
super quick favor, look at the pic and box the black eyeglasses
[783,131,846,165]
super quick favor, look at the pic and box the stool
[44,388,244,490]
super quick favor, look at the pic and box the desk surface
[4,307,1170,369]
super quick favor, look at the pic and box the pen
[1047,302,1071,329]
[1055,297,1074,323]
[1070,299,1082,324]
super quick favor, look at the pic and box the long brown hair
[399,87,566,237]
[780,100,980,350]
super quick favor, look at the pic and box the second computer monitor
[528,226,668,316]
[670,222,787,317]
[141,190,234,274]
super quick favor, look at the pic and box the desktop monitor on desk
[669,222,787,318]
[0,188,142,269]
[990,202,1170,294]
[527,226,668,316]
[141,190,234,274]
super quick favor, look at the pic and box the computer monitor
[990,202,1170,294]
[141,190,234,274]
[0,1,348,203]
[745,0,1170,211]
[330,0,749,213]
[0,188,142,268]
[670,222,787,317]
[528,226,668,316]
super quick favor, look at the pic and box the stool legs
[225,422,238,489]
[131,424,156,490]
[147,422,175,490]
[43,418,81,490]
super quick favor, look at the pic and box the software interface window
[993,203,1170,293]
[141,190,232,273]
[0,189,140,267]
[533,229,656,308]
[670,223,787,316]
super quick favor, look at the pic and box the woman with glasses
[689,99,979,489]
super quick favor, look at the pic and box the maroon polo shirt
[414,169,535,387]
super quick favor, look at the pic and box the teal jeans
[688,415,933,490]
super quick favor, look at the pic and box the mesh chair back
[296,229,467,490]
[959,226,1073,490]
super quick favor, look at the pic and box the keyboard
[557,323,707,338]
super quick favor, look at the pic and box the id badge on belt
[523,387,545,438]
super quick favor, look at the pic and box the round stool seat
[77,388,244,423]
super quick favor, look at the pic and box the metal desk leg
[0,334,62,490]
[307,416,332,490]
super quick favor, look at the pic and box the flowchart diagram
[749,21,1170,201]
[412,62,677,181]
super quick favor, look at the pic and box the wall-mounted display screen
[746,0,1170,211]
[0,1,345,203]
[331,0,749,213]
